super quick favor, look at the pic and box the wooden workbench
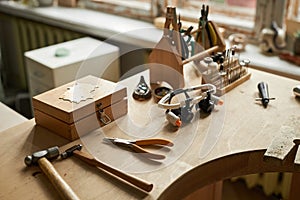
[0,65,299,200]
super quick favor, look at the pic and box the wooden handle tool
[73,150,154,192]
[182,45,219,65]
[25,146,80,200]
[134,138,174,147]
[38,157,80,200]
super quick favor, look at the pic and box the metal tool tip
[103,137,114,143]
[24,155,33,166]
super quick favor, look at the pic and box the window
[86,0,300,38]
[287,0,300,21]
[286,0,300,40]
[170,0,257,35]
[85,0,159,22]
[86,0,257,34]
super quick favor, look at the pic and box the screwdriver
[255,82,275,108]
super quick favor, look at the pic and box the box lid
[24,37,119,69]
[32,75,127,124]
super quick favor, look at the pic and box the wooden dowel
[73,151,154,192]
[182,45,219,65]
[38,157,80,200]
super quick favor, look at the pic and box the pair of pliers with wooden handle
[103,137,174,160]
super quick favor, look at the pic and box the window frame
[286,0,300,36]
[85,0,300,39]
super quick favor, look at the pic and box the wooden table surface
[0,65,300,200]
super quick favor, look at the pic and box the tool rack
[149,5,251,95]
[199,54,251,96]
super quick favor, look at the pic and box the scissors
[103,137,174,160]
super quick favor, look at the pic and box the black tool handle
[258,82,269,99]
[257,82,275,108]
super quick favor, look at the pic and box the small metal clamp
[96,103,112,125]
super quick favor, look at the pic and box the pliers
[103,137,174,160]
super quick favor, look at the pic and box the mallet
[24,146,80,200]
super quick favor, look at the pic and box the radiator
[16,18,83,52]
[0,15,83,116]
[0,15,83,91]
[232,172,292,199]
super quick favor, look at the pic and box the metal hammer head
[24,146,60,166]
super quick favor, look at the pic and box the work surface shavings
[264,115,300,161]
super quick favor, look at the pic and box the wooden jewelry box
[32,75,127,141]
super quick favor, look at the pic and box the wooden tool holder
[149,6,184,89]
[200,56,251,96]
[149,5,251,95]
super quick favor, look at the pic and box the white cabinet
[25,37,120,97]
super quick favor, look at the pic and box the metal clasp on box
[96,103,111,125]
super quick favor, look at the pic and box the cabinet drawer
[26,58,54,86]
[29,77,52,96]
